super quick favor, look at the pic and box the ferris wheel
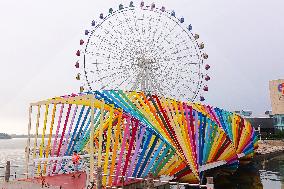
[75,1,210,102]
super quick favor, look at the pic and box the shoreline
[254,140,284,162]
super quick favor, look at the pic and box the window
[274,117,278,125]
[281,116,284,125]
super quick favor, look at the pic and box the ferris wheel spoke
[181,76,199,87]
[92,72,127,88]
[114,75,134,90]
[96,58,137,75]
[155,40,195,62]
[145,16,162,50]
[158,61,200,66]
[89,49,132,63]
[88,46,133,63]
[90,37,121,52]
[122,10,139,37]
[92,61,129,74]
[101,74,131,90]
[147,39,193,64]
[108,29,134,49]
[90,36,124,54]
[155,62,175,84]
[155,51,200,67]
[145,16,154,40]
[102,20,135,52]
[149,21,178,51]
[97,72,122,82]
[90,55,123,63]
[160,82,176,96]
[153,27,168,47]
[148,70,164,95]
[149,24,195,60]
[113,12,138,45]
[131,71,143,91]
[88,60,125,74]
[145,32,165,55]
[157,62,199,89]
[93,29,124,46]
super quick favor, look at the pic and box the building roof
[246,117,274,129]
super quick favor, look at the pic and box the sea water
[0,138,284,188]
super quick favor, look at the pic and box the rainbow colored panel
[28,90,258,185]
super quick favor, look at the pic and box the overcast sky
[0,0,283,134]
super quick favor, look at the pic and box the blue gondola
[109,8,113,14]
[188,24,192,31]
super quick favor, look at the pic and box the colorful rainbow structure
[26,90,258,186]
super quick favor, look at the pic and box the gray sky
[0,0,283,134]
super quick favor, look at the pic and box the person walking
[71,150,81,178]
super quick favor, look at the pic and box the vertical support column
[121,176,124,189]
[33,105,41,158]
[5,161,10,182]
[206,177,214,189]
[176,182,180,189]
[145,173,154,189]
[96,167,102,189]
[98,100,105,167]
[103,104,113,185]
[89,97,95,185]
[25,105,32,178]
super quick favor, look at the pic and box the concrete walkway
[0,181,60,189]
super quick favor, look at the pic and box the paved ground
[28,172,86,189]
[0,172,86,189]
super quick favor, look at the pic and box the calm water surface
[0,139,284,188]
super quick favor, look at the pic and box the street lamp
[258,125,262,141]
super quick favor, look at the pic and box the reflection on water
[260,154,284,189]
[215,154,284,189]
[214,163,263,189]
[0,139,26,166]
[1,139,284,188]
